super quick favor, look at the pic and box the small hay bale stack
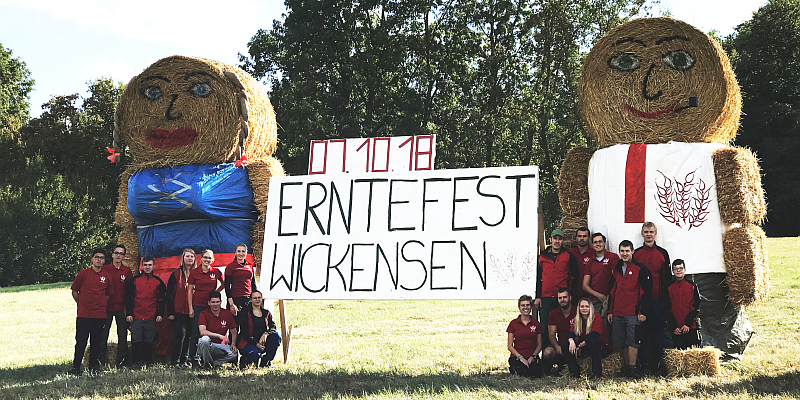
[664,347,722,377]
[576,351,621,376]
[723,225,769,305]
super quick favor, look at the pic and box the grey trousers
[196,336,237,367]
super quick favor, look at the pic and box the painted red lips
[623,104,680,119]
[146,128,198,149]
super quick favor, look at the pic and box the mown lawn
[1,238,798,399]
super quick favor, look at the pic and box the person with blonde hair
[564,297,611,379]
[166,248,197,366]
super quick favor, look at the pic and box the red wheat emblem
[655,168,712,230]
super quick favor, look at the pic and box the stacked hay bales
[723,225,769,305]
[664,347,722,377]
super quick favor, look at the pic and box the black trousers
[188,305,207,362]
[672,329,701,349]
[170,313,192,364]
[101,309,129,367]
[562,337,612,377]
[74,317,106,371]
[508,356,543,378]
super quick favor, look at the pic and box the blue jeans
[240,331,282,367]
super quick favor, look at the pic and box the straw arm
[712,146,766,226]
[557,146,592,217]
[247,156,286,278]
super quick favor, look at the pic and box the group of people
[507,222,701,379]
[70,244,281,375]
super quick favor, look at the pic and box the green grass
[1,238,799,399]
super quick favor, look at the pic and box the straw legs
[196,336,237,367]
[562,337,612,379]
[239,331,282,368]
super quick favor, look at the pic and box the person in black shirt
[236,290,281,367]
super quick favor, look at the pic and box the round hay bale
[117,55,277,168]
[118,227,140,274]
[559,215,589,250]
[558,146,593,215]
[712,147,766,225]
[580,17,741,147]
[723,225,769,306]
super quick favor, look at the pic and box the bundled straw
[248,156,286,277]
[559,215,589,250]
[724,225,769,306]
[580,17,741,148]
[664,347,722,377]
[558,146,593,216]
[118,227,140,275]
[576,350,621,375]
[115,167,137,228]
[712,147,766,225]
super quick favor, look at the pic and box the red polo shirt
[569,247,593,299]
[225,259,255,298]
[102,263,133,313]
[72,267,111,319]
[199,308,237,344]
[506,316,543,359]
[548,306,577,343]
[585,252,620,301]
[188,267,223,307]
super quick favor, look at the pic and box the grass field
[1,238,799,399]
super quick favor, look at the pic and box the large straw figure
[558,18,767,361]
[113,56,284,277]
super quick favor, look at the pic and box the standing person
[607,240,652,379]
[634,222,671,374]
[125,257,166,369]
[197,291,238,368]
[237,290,281,368]
[541,288,576,375]
[101,244,133,368]
[569,227,593,301]
[564,298,612,379]
[582,233,619,337]
[506,295,544,378]
[70,249,111,375]
[225,243,257,318]
[166,248,196,366]
[187,249,224,365]
[664,259,701,349]
[535,229,579,349]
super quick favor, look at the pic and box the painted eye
[608,53,640,71]
[143,86,162,100]
[663,50,695,71]
[191,83,212,97]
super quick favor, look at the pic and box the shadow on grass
[0,282,70,293]
[689,371,800,397]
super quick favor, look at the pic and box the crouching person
[237,290,281,368]
[563,298,612,379]
[126,257,166,369]
[197,291,238,368]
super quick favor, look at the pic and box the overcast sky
[0,0,767,117]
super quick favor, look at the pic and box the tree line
[1,0,798,286]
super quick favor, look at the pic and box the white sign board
[260,166,539,299]
[308,135,436,175]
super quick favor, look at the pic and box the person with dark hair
[187,249,224,366]
[582,232,619,337]
[634,222,671,374]
[506,295,543,378]
[225,243,256,320]
[197,291,238,368]
[237,290,281,368]
[101,244,133,368]
[569,227,592,300]
[125,257,166,369]
[167,248,196,366]
[607,240,652,379]
[663,259,701,349]
[70,248,111,375]
[541,288,576,375]
[564,297,612,379]
[535,229,579,349]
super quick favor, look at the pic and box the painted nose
[642,64,663,101]
[165,94,182,120]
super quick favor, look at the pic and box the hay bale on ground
[724,225,769,306]
[559,215,589,250]
[558,146,592,216]
[713,147,766,226]
[575,350,621,376]
[664,347,721,377]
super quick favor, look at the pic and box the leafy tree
[726,0,800,236]
[0,42,33,139]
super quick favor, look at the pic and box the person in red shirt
[541,288,576,375]
[569,227,592,300]
[663,259,701,349]
[225,243,257,319]
[535,229,579,350]
[506,295,543,378]
[100,244,133,368]
[167,248,196,366]
[633,222,671,375]
[70,248,111,375]
[582,233,619,338]
[125,257,166,369]
[607,240,652,379]
[197,291,238,368]
[564,298,612,379]
[237,290,281,368]
[187,249,224,365]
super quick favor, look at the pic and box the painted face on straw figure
[557,18,768,359]
[113,56,284,278]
